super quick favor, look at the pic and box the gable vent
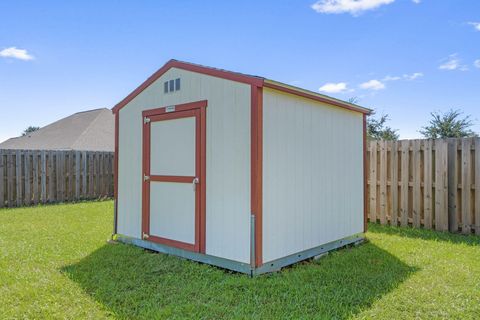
[164,78,180,93]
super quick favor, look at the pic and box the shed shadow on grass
[62,241,417,319]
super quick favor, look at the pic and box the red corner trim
[363,114,368,233]
[251,85,263,267]
[114,111,119,234]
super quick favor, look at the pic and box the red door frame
[142,100,207,253]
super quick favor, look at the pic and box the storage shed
[112,59,371,275]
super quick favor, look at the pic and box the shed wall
[117,68,251,263]
[262,88,364,263]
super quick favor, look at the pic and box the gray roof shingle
[0,108,114,151]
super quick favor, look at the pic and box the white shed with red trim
[113,59,371,275]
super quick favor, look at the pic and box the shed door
[142,105,205,252]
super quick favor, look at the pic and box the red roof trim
[112,59,371,115]
[112,59,263,113]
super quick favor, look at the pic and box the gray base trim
[115,234,364,276]
[254,234,364,275]
[115,235,253,274]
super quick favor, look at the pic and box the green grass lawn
[1,201,480,319]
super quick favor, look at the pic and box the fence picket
[16,150,22,207]
[96,152,101,197]
[400,140,409,226]
[24,151,31,205]
[48,151,55,202]
[391,141,399,226]
[33,151,39,205]
[369,141,377,222]
[7,152,14,207]
[56,151,62,202]
[412,140,421,228]
[82,151,87,198]
[41,151,47,204]
[424,139,433,229]
[461,138,472,234]
[435,140,448,231]
[379,141,387,224]
[68,151,74,201]
[89,153,94,197]
[447,139,458,232]
[475,138,480,235]
[75,151,81,200]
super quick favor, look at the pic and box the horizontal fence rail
[0,149,114,208]
[367,138,480,235]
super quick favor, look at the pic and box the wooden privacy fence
[0,149,114,208]
[367,138,480,235]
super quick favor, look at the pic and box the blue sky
[1,0,479,141]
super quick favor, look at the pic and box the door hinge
[144,175,150,181]
[142,232,149,239]
[144,117,151,124]
[192,177,199,191]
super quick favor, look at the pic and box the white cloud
[311,0,395,16]
[360,79,385,90]
[468,22,480,31]
[403,72,423,80]
[319,82,348,93]
[382,75,402,81]
[475,59,480,68]
[412,0,421,3]
[439,54,468,71]
[382,72,423,82]
[0,47,34,61]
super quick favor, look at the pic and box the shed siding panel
[117,68,251,263]
[262,88,364,263]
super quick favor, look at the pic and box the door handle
[192,177,199,191]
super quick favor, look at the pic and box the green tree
[420,109,477,138]
[347,97,399,140]
[347,96,360,104]
[21,126,40,136]
[367,113,399,140]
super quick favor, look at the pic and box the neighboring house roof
[0,108,114,151]
[112,59,372,115]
